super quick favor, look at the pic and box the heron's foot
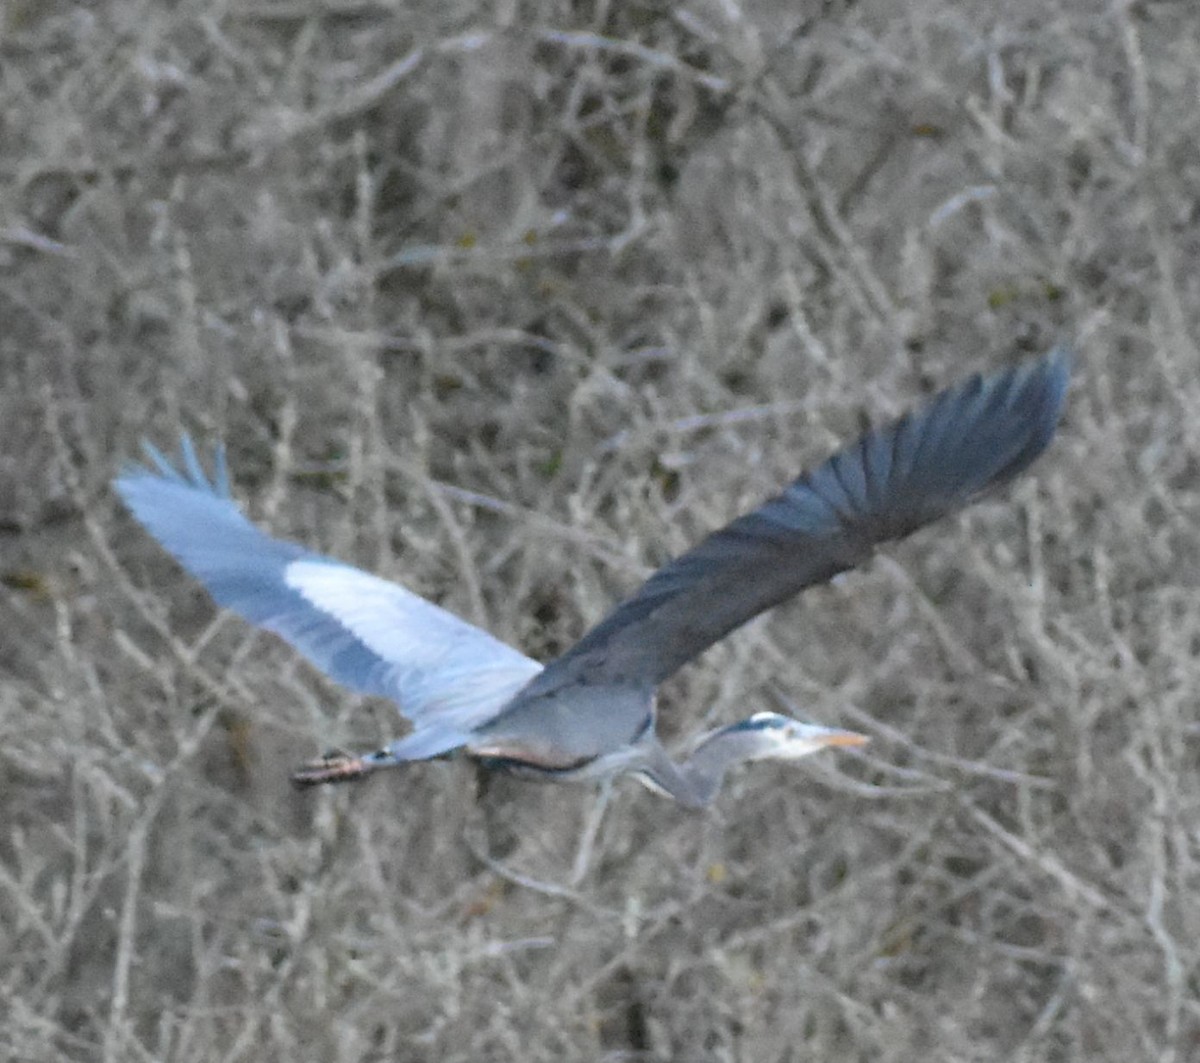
[291,750,373,787]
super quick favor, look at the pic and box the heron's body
[472,682,652,768]
[116,349,1070,808]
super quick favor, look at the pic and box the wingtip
[1045,342,1073,370]
[115,435,236,500]
[1025,344,1073,450]
[974,346,1070,482]
[138,438,177,480]
[212,442,231,497]
[1037,343,1073,403]
[114,440,171,501]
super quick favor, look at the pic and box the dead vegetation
[2,1,1198,1059]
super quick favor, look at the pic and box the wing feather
[523,347,1070,693]
[115,440,541,734]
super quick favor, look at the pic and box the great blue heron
[115,349,1069,808]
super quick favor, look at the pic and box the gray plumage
[115,348,1069,808]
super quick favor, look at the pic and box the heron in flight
[115,349,1069,808]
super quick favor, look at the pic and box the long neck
[677,725,768,806]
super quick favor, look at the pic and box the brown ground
[2,1,1198,1060]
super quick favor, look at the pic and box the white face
[743,713,869,761]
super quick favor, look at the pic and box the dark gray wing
[525,347,1070,693]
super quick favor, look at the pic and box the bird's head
[721,711,869,762]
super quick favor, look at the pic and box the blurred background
[2,1,1197,1060]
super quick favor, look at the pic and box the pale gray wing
[115,438,542,747]
[525,347,1070,694]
